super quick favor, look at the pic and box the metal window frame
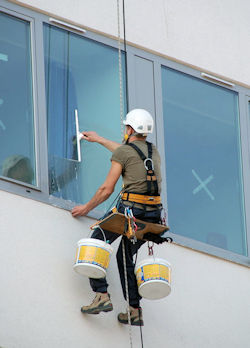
[40,10,128,213]
[1,0,250,266]
[155,56,250,267]
[0,3,49,202]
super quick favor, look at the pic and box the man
[71,109,162,326]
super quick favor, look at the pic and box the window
[44,24,126,214]
[249,101,250,124]
[0,11,36,186]
[161,67,247,256]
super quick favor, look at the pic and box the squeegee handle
[74,109,83,162]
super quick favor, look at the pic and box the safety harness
[121,141,161,206]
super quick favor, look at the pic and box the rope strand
[117,2,132,345]
[117,0,125,141]
[122,237,133,348]
[117,2,144,347]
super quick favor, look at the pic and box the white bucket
[135,258,171,300]
[73,238,113,279]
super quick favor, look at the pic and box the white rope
[122,237,133,348]
[117,0,125,142]
[117,1,133,347]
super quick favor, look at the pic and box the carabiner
[144,158,154,170]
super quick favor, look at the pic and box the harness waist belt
[122,193,161,205]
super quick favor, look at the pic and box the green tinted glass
[44,24,126,213]
[162,67,247,255]
[0,13,36,185]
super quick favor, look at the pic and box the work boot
[81,292,113,314]
[117,306,144,326]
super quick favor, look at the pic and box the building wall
[11,0,250,87]
[1,190,250,348]
[1,1,250,347]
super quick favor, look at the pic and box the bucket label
[136,264,171,286]
[76,245,110,269]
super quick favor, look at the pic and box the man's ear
[127,126,134,135]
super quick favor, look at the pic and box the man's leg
[81,227,120,314]
[116,237,145,325]
[116,204,162,325]
[116,205,161,307]
[116,236,144,307]
[88,227,120,293]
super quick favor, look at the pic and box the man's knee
[91,228,104,240]
[116,246,123,265]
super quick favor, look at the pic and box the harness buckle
[144,158,154,170]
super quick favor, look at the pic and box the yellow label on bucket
[136,264,171,286]
[78,245,110,269]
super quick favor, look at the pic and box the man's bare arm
[81,131,121,152]
[71,161,122,217]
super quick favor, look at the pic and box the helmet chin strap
[123,133,130,144]
[123,131,146,144]
[123,126,133,144]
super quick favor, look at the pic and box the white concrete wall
[13,0,250,86]
[1,1,250,347]
[0,191,250,348]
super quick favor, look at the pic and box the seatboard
[90,212,169,240]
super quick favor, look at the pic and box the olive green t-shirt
[111,140,162,194]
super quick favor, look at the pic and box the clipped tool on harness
[147,241,154,256]
[124,207,137,243]
[143,232,173,244]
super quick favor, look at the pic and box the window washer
[71,109,163,326]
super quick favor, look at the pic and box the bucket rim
[76,238,113,252]
[135,257,171,270]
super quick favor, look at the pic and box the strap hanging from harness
[128,141,159,196]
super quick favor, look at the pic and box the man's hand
[81,131,102,143]
[71,204,90,217]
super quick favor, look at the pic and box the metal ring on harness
[144,158,154,170]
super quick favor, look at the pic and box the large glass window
[0,12,36,185]
[44,24,126,213]
[162,67,247,256]
[249,101,250,124]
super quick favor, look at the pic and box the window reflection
[44,25,126,212]
[0,13,36,185]
[162,67,246,255]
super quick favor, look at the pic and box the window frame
[0,0,250,266]
[155,56,250,267]
[0,1,48,200]
[42,20,128,215]
[0,5,46,194]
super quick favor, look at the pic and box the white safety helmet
[123,109,154,135]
